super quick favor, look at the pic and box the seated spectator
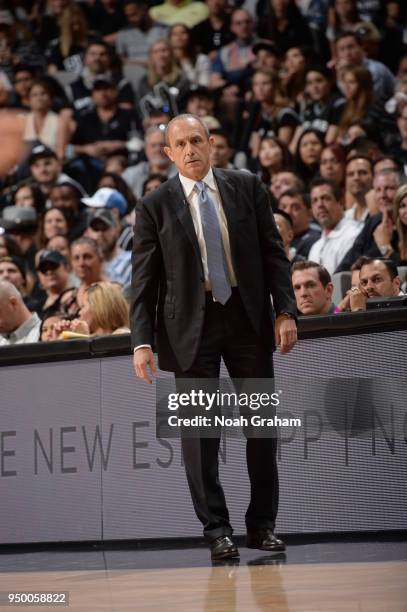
[344,156,373,226]
[97,172,137,214]
[319,143,346,187]
[23,79,71,159]
[210,9,256,90]
[72,76,135,161]
[0,280,41,346]
[334,32,395,105]
[336,254,371,312]
[49,182,89,240]
[45,233,79,289]
[45,3,90,75]
[348,258,403,311]
[40,312,65,342]
[256,0,313,54]
[38,207,69,248]
[169,23,211,86]
[67,41,134,117]
[251,39,279,74]
[0,234,23,258]
[209,129,234,170]
[0,255,27,300]
[326,0,360,57]
[270,171,305,201]
[56,281,130,337]
[336,169,402,271]
[239,70,299,162]
[137,38,190,102]
[142,173,167,195]
[70,236,105,309]
[282,45,313,107]
[389,104,407,176]
[13,184,46,213]
[291,260,335,315]
[123,126,176,197]
[86,208,132,288]
[258,135,292,186]
[192,0,233,57]
[278,189,321,257]
[83,0,125,45]
[274,210,305,264]
[0,206,38,273]
[393,184,407,265]
[28,143,87,199]
[116,0,167,66]
[294,128,325,187]
[150,0,209,29]
[12,64,35,110]
[36,249,72,317]
[336,66,382,146]
[298,65,345,144]
[183,85,215,118]
[308,177,360,274]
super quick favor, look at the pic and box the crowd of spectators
[0,0,407,345]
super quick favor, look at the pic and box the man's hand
[373,209,394,249]
[349,286,368,312]
[275,315,297,354]
[133,347,157,384]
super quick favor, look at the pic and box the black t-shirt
[256,107,300,140]
[301,95,345,135]
[82,1,126,37]
[192,18,235,55]
[72,107,134,145]
[45,40,86,73]
[68,75,134,116]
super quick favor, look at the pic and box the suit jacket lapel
[167,176,203,272]
[213,168,239,265]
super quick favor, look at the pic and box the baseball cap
[89,208,117,229]
[92,75,115,89]
[252,39,278,56]
[0,255,27,279]
[37,250,67,272]
[0,206,38,232]
[82,188,128,216]
[29,143,58,165]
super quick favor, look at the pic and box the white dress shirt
[178,167,237,290]
[308,216,361,275]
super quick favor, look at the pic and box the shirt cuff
[133,344,152,353]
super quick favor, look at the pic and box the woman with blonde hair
[137,38,190,102]
[393,184,407,264]
[46,3,90,75]
[57,281,130,338]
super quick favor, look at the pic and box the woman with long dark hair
[239,69,299,161]
[257,0,313,54]
[258,135,292,185]
[295,128,325,186]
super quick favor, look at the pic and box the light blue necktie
[196,181,231,305]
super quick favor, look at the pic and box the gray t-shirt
[116,25,168,62]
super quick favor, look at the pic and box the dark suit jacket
[130,168,297,372]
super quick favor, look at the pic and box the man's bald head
[164,114,210,146]
[0,280,29,335]
[0,279,21,302]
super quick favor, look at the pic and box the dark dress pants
[174,289,278,542]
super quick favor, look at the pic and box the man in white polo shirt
[308,178,360,275]
[0,281,40,346]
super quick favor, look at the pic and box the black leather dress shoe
[210,536,240,560]
[246,529,286,552]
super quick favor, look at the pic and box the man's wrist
[133,344,152,353]
[277,312,295,320]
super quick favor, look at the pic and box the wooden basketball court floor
[0,539,406,611]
